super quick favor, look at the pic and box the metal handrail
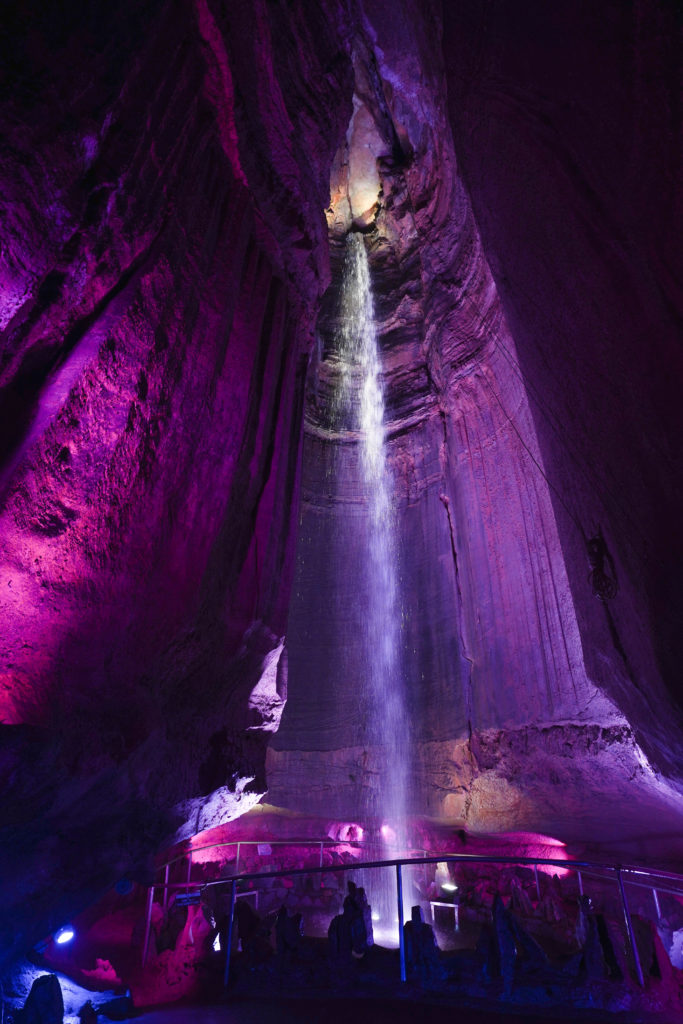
[161,838,352,867]
[201,851,592,884]
[157,837,425,875]
[582,861,683,885]
[579,866,683,897]
[143,850,683,988]
[621,863,683,884]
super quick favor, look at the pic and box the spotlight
[441,882,457,893]
[213,934,221,953]
[34,924,76,953]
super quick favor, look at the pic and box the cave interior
[0,0,682,1017]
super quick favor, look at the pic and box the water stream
[334,233,410,939]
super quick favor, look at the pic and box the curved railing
[156,836,409,879]
[142,849,683,989]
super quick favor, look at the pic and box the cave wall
[0,0,352,961]
[269,0,683,844]
[441,0,683,770]
[1,0,682,968]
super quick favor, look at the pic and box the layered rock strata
[441,0,683,772]
[0,0,352,961]
[0,0,682,972]
[268,0,683,846]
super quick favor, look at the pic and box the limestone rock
[17,974,63,1024]
[0,0,353,963]
[1,0,683,985]
[270,0,683,864]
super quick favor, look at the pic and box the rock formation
[0,0,352,962]
[0,0,681,969]
[269,0,683,853]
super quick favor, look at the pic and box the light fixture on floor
[54,926,75,945]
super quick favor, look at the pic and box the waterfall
[334,233,410,940]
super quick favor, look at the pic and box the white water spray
[334,233,410,938]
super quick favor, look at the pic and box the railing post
[534,864,541,901]
[617,868,644,987]
[396,864,406,983]
[142,887,154,966]
[162,863,170,913]
[577,870,584,896]
[235,843,241,875]
[653,888,662,922]
[186,852,193,886]
[223,879,237,988]
[320,841,324,868]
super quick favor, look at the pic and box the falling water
[334,233,410,939]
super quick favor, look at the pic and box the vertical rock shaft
[336,235,410,838]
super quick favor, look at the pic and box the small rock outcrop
[16,974,63,1024]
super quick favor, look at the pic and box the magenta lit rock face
[0,0,352,961]
[269,0,683,853]
[1,0,683,979]
[440,0,683,761]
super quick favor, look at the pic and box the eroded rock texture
[269,0,683,850]
[1,0,682,971]
[0,0,352,960]
[441,0,683,765]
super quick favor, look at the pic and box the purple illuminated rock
[441,0,683,761]
[269,0,683,860]
[1,0,683,985]
[0,0,352,962]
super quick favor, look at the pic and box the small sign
[257,844,272,856]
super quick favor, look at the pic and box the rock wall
[441,0,683,768]
[1,0,682,971]
[269,0,683,844]
[0,0,352,962]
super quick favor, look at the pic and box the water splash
[334,233,410,937]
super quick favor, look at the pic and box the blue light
[54,926,75,945]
